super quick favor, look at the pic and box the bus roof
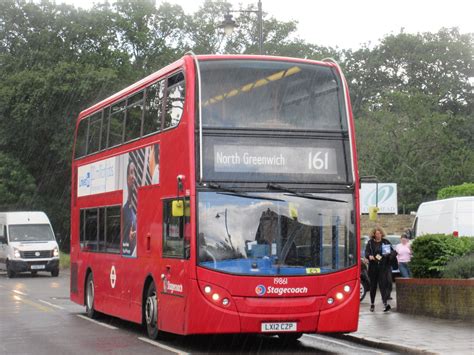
[77,54,337,122]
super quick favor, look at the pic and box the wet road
[0,270,391,354]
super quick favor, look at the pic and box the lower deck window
[80,205,121,254]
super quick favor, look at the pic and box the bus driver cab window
[163,199,190,259]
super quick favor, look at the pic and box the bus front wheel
[85,273,99,319]
[145,282,160,339]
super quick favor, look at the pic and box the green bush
[437,183,474,199]
[410,235,474,278]
[441,253,474,279]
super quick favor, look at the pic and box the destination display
[201,136,350,183]
[214,145,337,175]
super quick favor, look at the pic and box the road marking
[138,337,189,355]
[77,314,118,330]
[13,295,52,312]
[305,334,382,353]
[13,289,27,296]
[39,299,65,310]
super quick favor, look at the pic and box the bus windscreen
[198,191,356,276]
[199,60,347,131]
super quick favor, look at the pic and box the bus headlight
[322,280,357,310]
[13,248,21,259]
[199,281,236,310]
[53,247,59,257]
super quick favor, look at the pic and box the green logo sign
[365,185,395,206]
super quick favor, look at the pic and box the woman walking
[395,233,412,277]
[365,226,397,312]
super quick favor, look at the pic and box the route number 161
[308,151,329,170]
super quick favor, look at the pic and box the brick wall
[360,214,415,236]
[396,278,474,321]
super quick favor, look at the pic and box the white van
[0,211,60,278]
[413,197,474,237]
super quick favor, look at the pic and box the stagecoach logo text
[163,279,183,293]
[255,285,308,296]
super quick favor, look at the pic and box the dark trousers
[368,263,391,305]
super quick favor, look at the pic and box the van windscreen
[8,224,55,242]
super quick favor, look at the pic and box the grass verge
[60,253,70,269]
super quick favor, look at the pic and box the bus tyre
[51,268,59,277]
[85,273,98,319]
[145,282,160,340]
[31,271,38,276]
[6,261,15,279]
[278,333,303,344]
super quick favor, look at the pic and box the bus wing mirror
[172,200,184,217]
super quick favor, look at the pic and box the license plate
[31,265,45,270]
[261,322,297,332]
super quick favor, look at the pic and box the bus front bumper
[185,278,359,335]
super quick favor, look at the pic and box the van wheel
[6,261,15,278]
[51,268,59,277]
[85,273,99,318]
[144,282,160,339]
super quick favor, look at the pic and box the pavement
[337,283,474,354]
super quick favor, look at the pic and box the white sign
[110,265,117,289]
[78,156,121,197]
[360,183,398,214]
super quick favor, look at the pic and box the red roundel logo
[255,285,266,296]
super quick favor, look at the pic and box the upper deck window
[74,70,186,160]
[199,60,347,131]
[164,72,185,129]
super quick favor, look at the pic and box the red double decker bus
[70,54,360,341]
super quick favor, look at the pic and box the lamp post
[219,0,263,54]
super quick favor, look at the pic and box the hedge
[441,253,474,279]
[437,183,474,199]
[410,234,474,278]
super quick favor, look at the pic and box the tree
[0,153,36,210]
[356,91,474,211]
[345,28,474,117]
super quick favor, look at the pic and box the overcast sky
[59,0,473,49]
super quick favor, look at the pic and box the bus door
[158,198,190,333]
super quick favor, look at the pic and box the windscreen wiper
[266,183,347,203]
[204,182,284,202]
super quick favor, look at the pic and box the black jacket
[365,238,397,270]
